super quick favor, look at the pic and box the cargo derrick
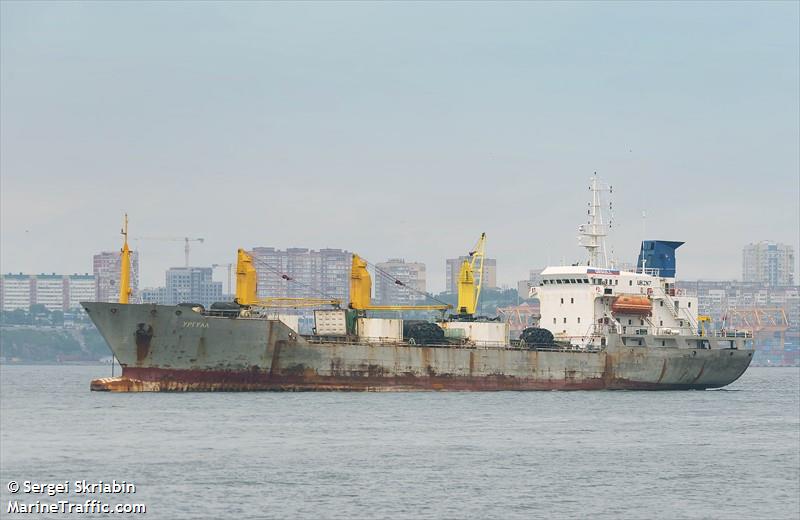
[234,249,342,309]
[118,214,132,304]
[349,254,450,313]
[345,254,452,344]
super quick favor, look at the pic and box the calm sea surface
[1,365,798,520]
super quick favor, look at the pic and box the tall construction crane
[212,263,233,296]
[134,236,205,267]
[456,232,486,316]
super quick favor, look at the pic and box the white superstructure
[530,174,702,348]
[531,266,698,347]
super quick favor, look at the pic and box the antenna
[577,172,611,267]
[641,210,647,239]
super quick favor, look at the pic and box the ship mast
[578,173,611,268]
[119,214,132,304]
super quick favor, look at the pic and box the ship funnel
[636,240,684,278]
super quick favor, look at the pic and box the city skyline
[1,2,798,292]
[3,239,797,310]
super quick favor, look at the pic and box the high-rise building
[517,269,544,300]
[34,274,65,311]
[93,250,140,303]
[742,241,795,286]
[67,275,95,309]
[0,273,96,311]
[164,267,223,308]
[140,287,168,305]
[249,247,351,302]
[374,259,427,305]
[445,257,497,294]
[0,274,32,311]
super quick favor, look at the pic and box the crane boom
[349,254,451,312]
[235,249,341,308]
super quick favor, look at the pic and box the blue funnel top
[636,240,684,278]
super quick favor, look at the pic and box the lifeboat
[611,295,652,316]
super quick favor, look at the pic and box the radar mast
[578,173,612,268]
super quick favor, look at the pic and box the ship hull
[83,302,753,392]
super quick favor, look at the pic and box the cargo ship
[85,178,753,391]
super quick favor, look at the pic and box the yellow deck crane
[234,249,342,308]
[349,255,451,312]
[455,232,486,316]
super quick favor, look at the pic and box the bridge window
[570,298,574,304]
[563,317,567,324]
[578,317,581,324]
[629,280,633,286]
[688,302,692,308]
[553,318,557,324]
[561,298,564,304]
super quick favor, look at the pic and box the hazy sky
[1,1,798,292]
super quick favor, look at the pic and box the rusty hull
[82,302,753,392]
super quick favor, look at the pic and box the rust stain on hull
[89,366,725,393]
[134,323,153,364]
[82,302,755,393]
[657,360,668,383]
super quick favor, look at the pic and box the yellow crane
[456,232,486,316]
[134,236,205,267]
[235,249,341,308]
[698,315,712,337]
[119,214,132,304]
[349,254,451,311]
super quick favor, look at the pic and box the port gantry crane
[455,232,486,317]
